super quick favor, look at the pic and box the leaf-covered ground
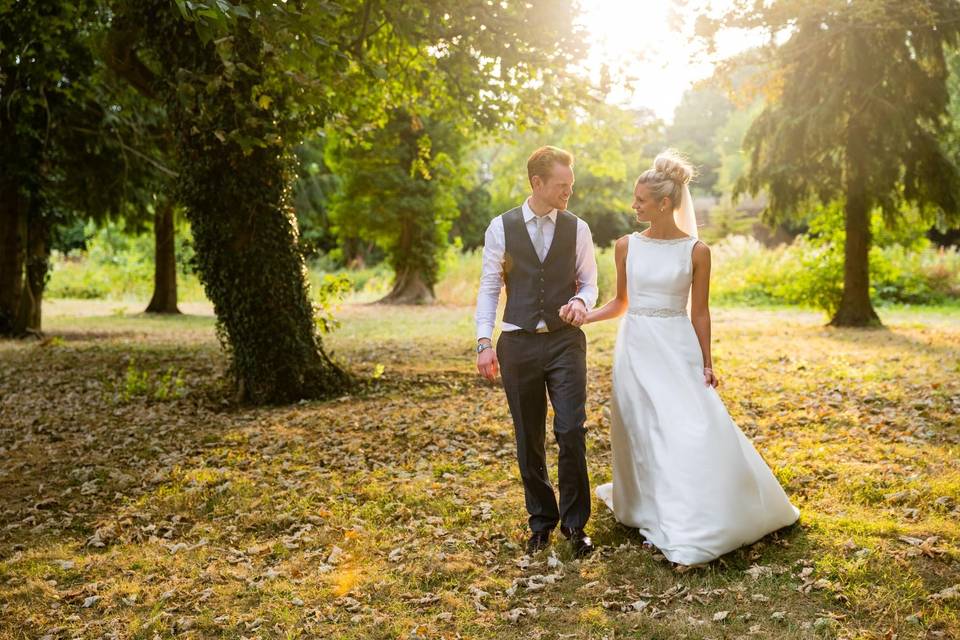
[1,302,958,639]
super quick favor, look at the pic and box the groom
[474,146,598,557]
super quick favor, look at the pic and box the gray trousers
[497,325,590,533]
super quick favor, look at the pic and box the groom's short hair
[528,146,574,185]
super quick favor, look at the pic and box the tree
[144,198,181,314]
[107,0,584,402]
[705,0,960,326]
[327,110,465,304]
[714,101,762,199]
[107,0,352,402]
[114,96,184,315]
[99,90,183,315]
[451,182,495,252]
[319,1,594,303]
[930,47,960,247]
[664,82,733,196]
[292,136,341,261]
[0,0,153,336]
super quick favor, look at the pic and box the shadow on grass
[0,339,231,557]
[821,323,959,360]
[48,330,145,342]
[592,513,809,573]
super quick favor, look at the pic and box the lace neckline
[633,232,693,244]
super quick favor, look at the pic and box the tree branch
[104,21,159,100]
[350,0,374,58]
[71,126,178,178]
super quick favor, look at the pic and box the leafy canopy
[702,0,960,227]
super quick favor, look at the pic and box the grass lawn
[0,301,958,639]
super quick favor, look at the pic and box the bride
[577,150,800,566]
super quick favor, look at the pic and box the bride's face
[632,182,667,223]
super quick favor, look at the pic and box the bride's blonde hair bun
[654,149,695,185]
[636,149,697,210]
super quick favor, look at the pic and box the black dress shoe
[560,526,595,558]
[526,530,551,554]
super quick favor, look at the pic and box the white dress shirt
[475,198,599,340]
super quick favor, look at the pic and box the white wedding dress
[596,232,800,566]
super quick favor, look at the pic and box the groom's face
[533,162,575,211]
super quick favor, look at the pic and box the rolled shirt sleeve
[571,218,598,309]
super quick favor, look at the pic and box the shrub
[709,234,959,311]
[47,219,959,312]
[47,221,206,302]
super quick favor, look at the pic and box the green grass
[0,302,957,638]
[47,230,960,313]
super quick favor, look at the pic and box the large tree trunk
[111,1,352,403]
[379,268,436,304]
[0,177,27,336]
[172,28,350,404]
[378,218,436,304]
[831,134,881,327]
[181,141,351,402]
[145,198,181,314]
[342,237,367,270]
[15,214,50,336]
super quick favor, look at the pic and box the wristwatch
[477,342,493,354]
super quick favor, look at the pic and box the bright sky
[576,0,760,122]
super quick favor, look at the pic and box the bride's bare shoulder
[692,239,711,266]
[614,234,631,257]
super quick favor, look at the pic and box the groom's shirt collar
[522,198,557,224]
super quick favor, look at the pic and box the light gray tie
[532,216,546,262]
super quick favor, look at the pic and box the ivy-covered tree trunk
[145,198,180,314]
[831,130,881,327]
[180,136,350,402]
[0,23,26,337]
[136,6,350,403]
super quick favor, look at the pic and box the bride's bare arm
[584,235,630,324]
[690,241,717,386]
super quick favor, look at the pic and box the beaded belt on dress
[627,307,687,318]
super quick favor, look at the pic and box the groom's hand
[476,340,499,382]
[560,299,587,327]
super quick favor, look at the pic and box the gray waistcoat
[502,207,578,332]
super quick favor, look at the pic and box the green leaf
[174,0,191,20]
[364,63,387,81]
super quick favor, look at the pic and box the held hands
[703,367,720,388]
[476,341,499,382]
[477,298,586,383]
[559,298,588,327]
